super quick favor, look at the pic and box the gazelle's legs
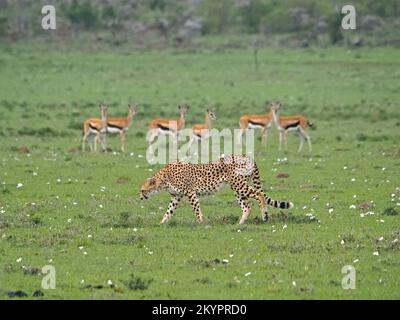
[82,131,90,152]
[99,131,107,152]
[160,196,182,224]
[261,127,266,145]
[284,131,288,150]
[120,131,126,152]
[94,132,100,152]
[298,131,305,153]
[300,127,312,153]
[262,125,271,146]
[279,131,284,151]
[88,136,94,152]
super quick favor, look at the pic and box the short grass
[0,43,399,299]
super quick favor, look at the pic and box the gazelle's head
[270,101,282,113]
[140,176,162,200]
[206,108,217,120]
[128,104,139,117]
[178,104,189,117]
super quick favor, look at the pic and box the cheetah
[140,154,293,224]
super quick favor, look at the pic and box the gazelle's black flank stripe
[157,124,171,131]
[249,120,265,127]
[89,123,99,131]
[107,123,123,131]
[284,121,300,130]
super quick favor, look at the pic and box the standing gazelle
[190,108,217,145]
[148,104,189,145]
[82,104,108,152]
[238,105,273,145]
[270,101,312,153]
[106,104,139,152]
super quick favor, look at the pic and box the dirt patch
[358,202,374,211]
[116,177,129,184]
[277,173,290,179]
[17,146,31,154]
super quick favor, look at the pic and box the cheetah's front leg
[187,192,204,223]
[160,196,182,224]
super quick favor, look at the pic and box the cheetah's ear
[148,177,160,187]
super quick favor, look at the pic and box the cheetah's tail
[266,196,293,210]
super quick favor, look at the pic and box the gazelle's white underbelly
[248,123,268,129]
[286,126,300,133]
[107,127,122,134]
[158,128,177,135]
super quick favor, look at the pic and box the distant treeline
[0,0,399,47]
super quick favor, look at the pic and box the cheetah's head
[140,177,162,200]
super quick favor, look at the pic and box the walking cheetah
[140,155,293,224]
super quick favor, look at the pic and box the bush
[66,0,98,29]
[124,274,153,291]
[328,12,343,44]
[0,13,8,36]
[237,0,271,33]
[383,207,399,216]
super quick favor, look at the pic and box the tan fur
[82,104,108,152]
[270,101,312,153]
[192,109,216,138]
[238,108,273,145]
[106,104,138,152]
[148,104,189,145]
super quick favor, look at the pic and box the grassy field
[0,43,399,299]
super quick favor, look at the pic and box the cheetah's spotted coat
[140,155,293,224]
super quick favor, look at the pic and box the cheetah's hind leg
[235,193,252,225]
[187,192,204,223]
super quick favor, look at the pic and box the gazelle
[106,104,139,152]
[270,101,312,153]
[148,104,189,145]
[238,105,273,145]
[190,108,217,145]
[82,104,108,152]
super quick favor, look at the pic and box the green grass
[0,43,399,299]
